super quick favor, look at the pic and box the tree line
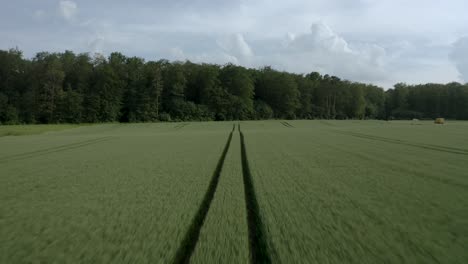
[1,48,468,124]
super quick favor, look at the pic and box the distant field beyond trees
[1,48,468,124]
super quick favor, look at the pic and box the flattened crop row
[239,124,273,264]
[174,124,274,264]
[333,130,468,155]
[174,123,189,130]
[172,125,235,263]
[0,136,113,163]
[280,121,294,128]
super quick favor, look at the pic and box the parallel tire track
[172,124,235,264]
[340,146,468,190]
[239,124,273,264]
[333,130,468,156]
[0,137,113,163]
[174,123,189,130]
[280,121,294,128]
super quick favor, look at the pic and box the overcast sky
[1,0,468,88]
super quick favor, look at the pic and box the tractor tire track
[0,137,113,163]
[172,124,235,264]
[239,124,273,264]
[329,131,468,190]
[280,121,294,128]
[333,130,468,156]
[174,123,189,130]
[338,145,468,190]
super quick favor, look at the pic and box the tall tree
[94,63,124,122]
[162,62,186,119]
[349,84,366,119]
[255,67,300,119]
[0,49,25,123]
[2,48,468,123]
[135,61,163,121]
[219,64,255,119]
[32,53,65,123]
[121,56,145,122]
[56,85,83,123]
[295,75,314,119]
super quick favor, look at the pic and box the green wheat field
[1,120,467,263]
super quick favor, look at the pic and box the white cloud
[450,37,468,82]
[168,46,239,65]
[59,0,78,21]
[191,52,239,65]
[164,22,389,85]
[288,22,352,53]
[2,0,468,87]
[216,33,253,65]
[150,23,389,85]
[259,22,388,83]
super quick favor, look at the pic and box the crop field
[0,124,84,137]
[1,120,468,263]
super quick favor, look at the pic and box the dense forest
[1,48,468,124]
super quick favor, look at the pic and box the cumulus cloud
[450,37,468,82]
[216,33,254,65]
[288,22,352,53]
[59,0,78,21]
[256,22,388,83]
[166,23,388,84]
[169,46,239,65]
[2,0,466,88]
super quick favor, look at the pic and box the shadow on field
[239,124,274,264]
[172,124,235,264]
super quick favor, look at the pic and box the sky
[1,0,468,88]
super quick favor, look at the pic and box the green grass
[242,120,468,263]
[1,120,468,263]
[191,129,250,263]
[0,124,84,137]
[0,122,232,263]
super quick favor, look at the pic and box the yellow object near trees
[435,118,445,124]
